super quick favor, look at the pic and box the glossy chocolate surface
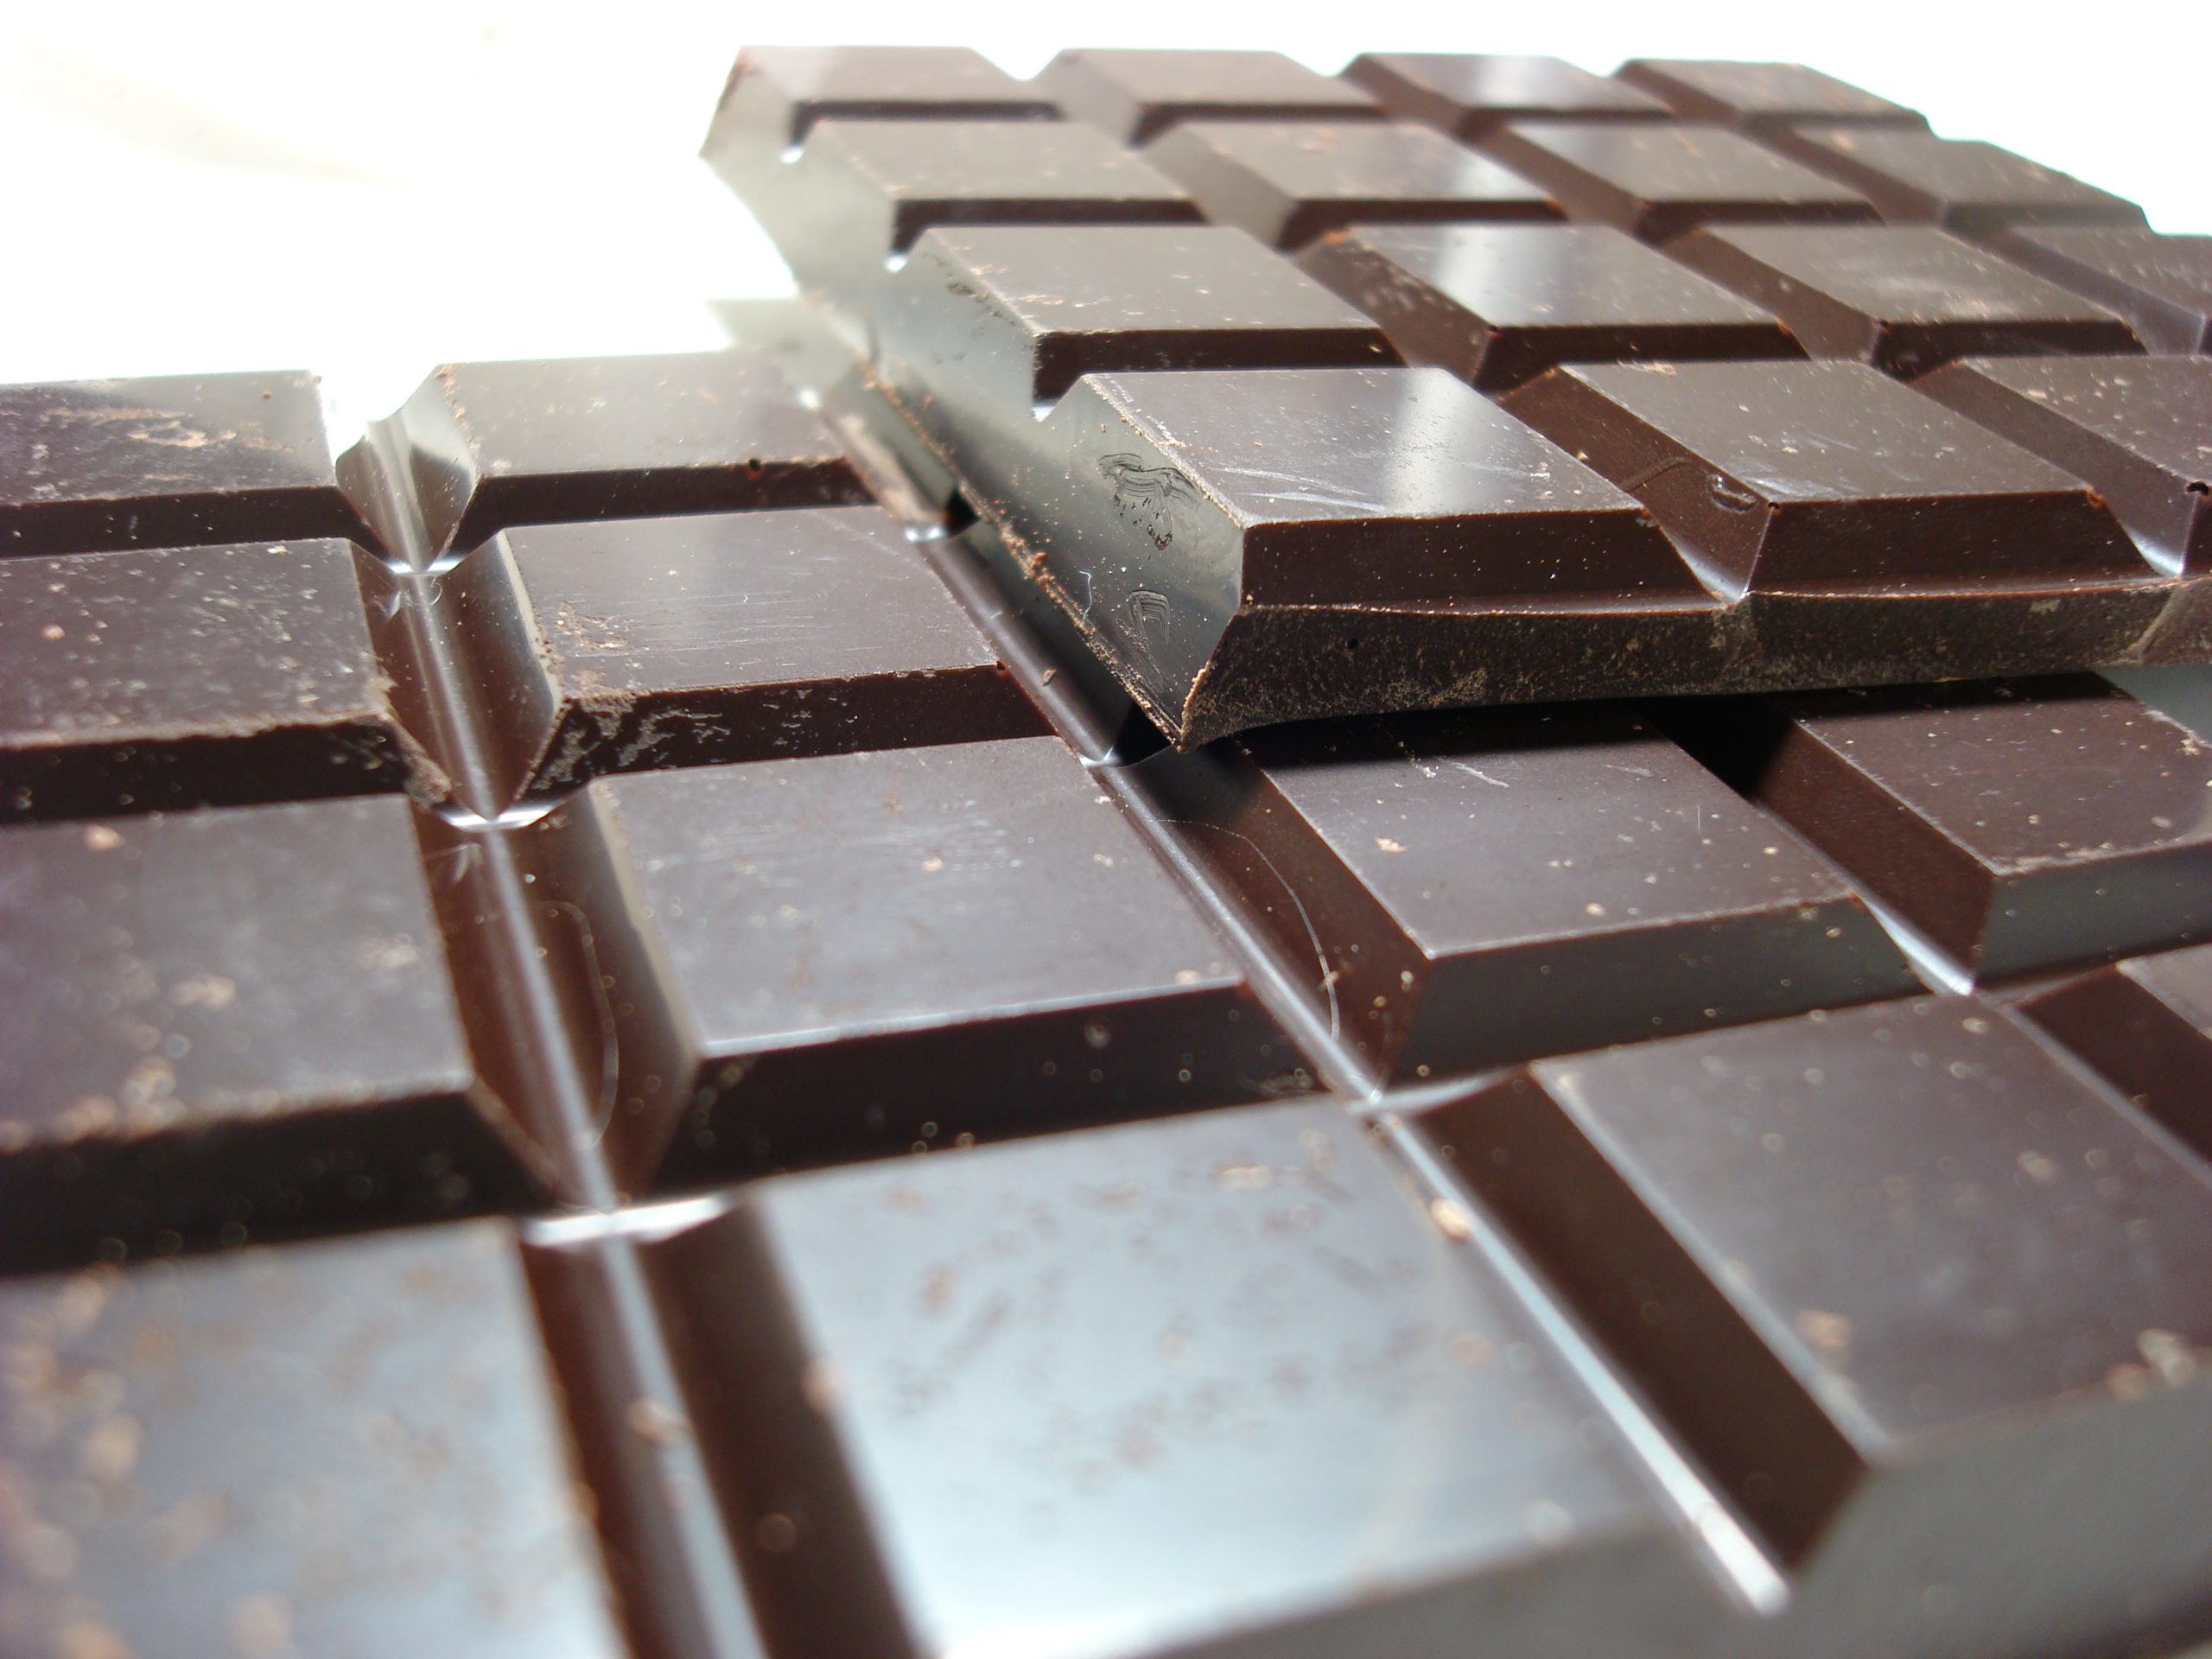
[1504,359,2145,590]
[0,797,539,1269]
[1989,226,2212,354]
[970,363,1701,735]
[1916,355,2212,573]
[1613,59,1924,133]
[644,1101,1724,1659]
[1770,126,2148,237]
[880,223,1397,402]
[1146,119,1560,247]
[1135,704,1915,1077]
[0,1222,632,1658]
[0,538,423,822]
[1344,53,1671,139]
[1478,122,1878,242]
[0,371,370,559]
[702,51,2212,736]
[1037,48,1383,143]
[524,738,1305,1192]
[723,118,1207,297]
[1300,221,1802,388]
[1669,225,2143,377]
[378,352,871,556]
[440,505,1043,804]
[1421,995,2212,1656]
[709,44,1059,144]
[1666,677,2212,978]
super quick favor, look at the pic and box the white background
[1,2,2203,443]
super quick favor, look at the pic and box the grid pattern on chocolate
[698,50,2203,745]
[8,42,2212,1659]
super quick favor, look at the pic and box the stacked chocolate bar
[3,44,2211,1659]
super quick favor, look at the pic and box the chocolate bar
[702,46,2209,744]
[8,41,2212,1659]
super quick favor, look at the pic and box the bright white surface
[1,2,2202,442]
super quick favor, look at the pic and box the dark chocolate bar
[9,41,2212,1659]
[700,54,2208,743]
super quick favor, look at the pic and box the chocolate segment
[1420,995,2212,1656]
[643,1102,1725,1659]
[1987,226,2212,354]
[1613,59,1924,134]
[1768,126,2148,237]
[1503,359,2145,590]
[707,44,1059,145]
[0,371,371,558]
[0,539,425,822]
[934,363,1708,739]
[0,1223,633,1658]
[1478,122,1878,242]
[1299,222,1803,389]
[1036,48,1383,143]
[1144,120,1560,248]
[2018,944,2212,1162]
[1915,356,2212,572]
[1135,704,1916,1079]
[878,223,1398,403]
[376,352,872,557]
[1669,225,2143,378]
[1344,53,1672,140]
[524,738,1308,1193]
[1663,677,2212,978]
[439,505,1046,804]
[0,798,543,1271]
[717,118,1207,297]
